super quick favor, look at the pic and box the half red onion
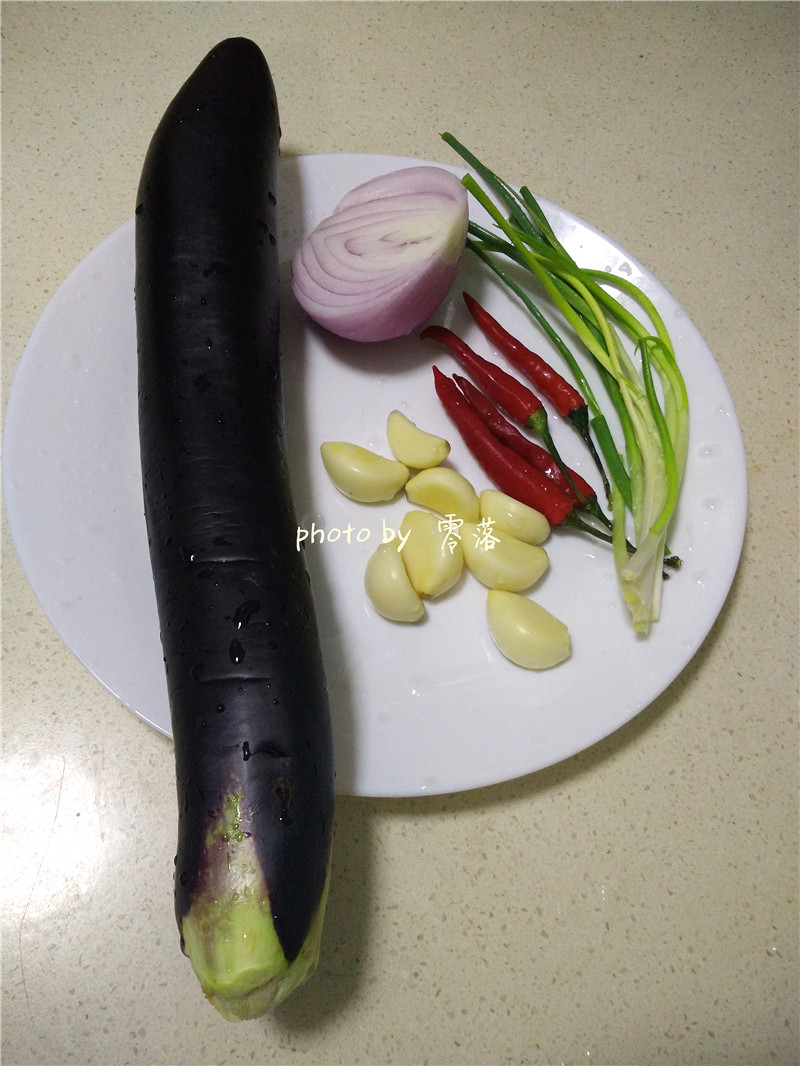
[290,166,469,343]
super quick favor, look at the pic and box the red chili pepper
[431,367,575,527]
[452,373,595,505]
[462,292,611,499]
[421,324,544,430]
[463,292,585,419]
[423,323,590,505]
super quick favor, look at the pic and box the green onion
[442,133,690,633]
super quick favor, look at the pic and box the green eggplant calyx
[180,790,330,1021]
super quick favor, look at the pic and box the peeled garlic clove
[405,466,480,522]
[320,442,409,503]
[461,522,549,592]
[486,589,570,670]
[364,542,425,622]
[400,510,463,598]
[479,489,550,545]
[386,410,450,469]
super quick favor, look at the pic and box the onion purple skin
[290,166,468,344]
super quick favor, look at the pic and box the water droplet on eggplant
[233,600,260,629]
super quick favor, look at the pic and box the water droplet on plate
[300,511,325,530]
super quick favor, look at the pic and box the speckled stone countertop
[2,3,798,1064]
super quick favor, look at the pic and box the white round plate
[3,153,747,797]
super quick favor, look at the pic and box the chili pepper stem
[566,406,611,500]
[526,408,586,502]
[526,418,613,536]
[524,407,616,531]
[563,511,624,549]
[568,514,640,555]
[580,495,615,532]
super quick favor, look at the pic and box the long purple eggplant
[135,38,334,1020]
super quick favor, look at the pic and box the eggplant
[135,38,334,1020]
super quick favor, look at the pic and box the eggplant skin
[135,38,334,977]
